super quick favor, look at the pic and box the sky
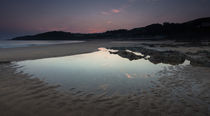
[0,0,210,39]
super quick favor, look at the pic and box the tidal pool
[13,48,190,95]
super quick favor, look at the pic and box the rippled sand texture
[0,63,210,116]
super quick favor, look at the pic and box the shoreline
[1,40,210,67]
[0,40,111,62]
[0,40,210,115]
[1,40,161,62]
[1,40,210,62]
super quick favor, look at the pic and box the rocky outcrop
[109,47,186,65]
[0,61,11,64]
[109,50,144,61]
[148,51,185,65]
[186,50,210,67]
[110,47,210,67]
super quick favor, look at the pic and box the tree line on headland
[12,17,210,41]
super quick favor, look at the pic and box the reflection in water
[125,73,132,79]
[13,48,190,95]
[125,73,137,79]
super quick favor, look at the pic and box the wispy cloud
[111,9,120,13]
[100,0,137,16]
[101,9,120,15]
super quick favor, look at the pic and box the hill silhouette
[12,17,210,41]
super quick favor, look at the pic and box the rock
[149,51,186,65]
[0,61,11,64]
[110,47,210,67]
[109,50,144,61]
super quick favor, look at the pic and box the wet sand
[0,64,209,116]
[0,40,210,116]
[0,40,141,62]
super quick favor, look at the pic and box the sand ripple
[0,64,210,116]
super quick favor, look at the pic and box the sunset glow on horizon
[0,0,210,39]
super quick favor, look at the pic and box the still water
[13,48,190,95]
[0,40,84,48]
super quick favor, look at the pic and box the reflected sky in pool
[13,48,190,95]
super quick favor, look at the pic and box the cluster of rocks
[109,47,186,65]
[186,50,210,67]
[109,50,144,61]
[109,47,210,67]
[0,61,11,64]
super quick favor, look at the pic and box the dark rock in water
[110,47,210,67]
[0,61,11,64]
[186,51,210,67]
[109,50,144,61]
[193,50,210,58]
[110,47,186,65]
[149,51,186,65]
[188,56,210,67]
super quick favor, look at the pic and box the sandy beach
[0,40,113,62]
[0,40,210,116]
[1,0,210,115]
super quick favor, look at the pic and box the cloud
[101,9,120,15]
[111,9,120,13]
[101,0,135,16]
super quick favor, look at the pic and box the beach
[1,0,210,115]
[0,40,210,116]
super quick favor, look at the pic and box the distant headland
[12,17,210,41]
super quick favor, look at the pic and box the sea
[0,40,84,48]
